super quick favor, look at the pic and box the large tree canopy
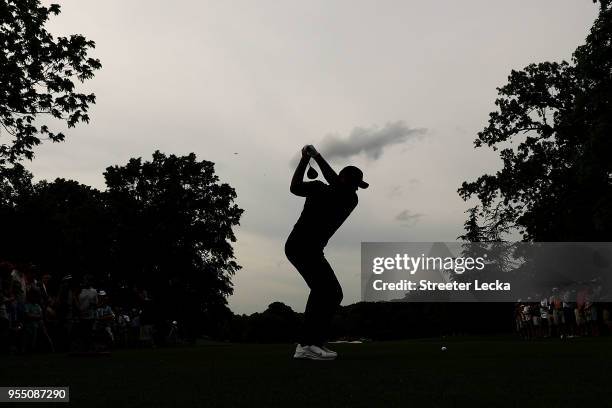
[0,0,101,164]
[459,1,612,241]
[104,151,244,304]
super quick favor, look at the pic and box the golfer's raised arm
[312,152,339,186]
[290,149,310,196]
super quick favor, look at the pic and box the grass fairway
[3,337,612,407]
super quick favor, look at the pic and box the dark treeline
[196,301,515,343]
[209,301,612,343]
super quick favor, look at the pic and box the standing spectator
[22,290,43,353]
[77,276,98,352]
[129,308,141,347]
[531,300,541,338]
[584,284,600,337]
[44,294,60,350]
[10,267,26,302]
[0,273,11,352]
[576,284,589,336]
[540,295,551,338]
[514,303,525,339]
[139,298,155,348]
[56,275,75,351]
[562,288,575,338]
[94,290,115,349]
[550,288,563,337]
[521,302,532,339]
[39,273,52,307]
[10,267,26,322]
[115,307,130,348]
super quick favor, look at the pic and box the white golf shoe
[293,344,337,360]
[321,345,338,358]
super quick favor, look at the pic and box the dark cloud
[395,210,425,226]
[290,121,426,166]
[320,121,426,161]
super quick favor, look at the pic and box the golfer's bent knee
[329,283,343,306]
[335,286,343,305]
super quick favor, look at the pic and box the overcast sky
[33,0,597,313]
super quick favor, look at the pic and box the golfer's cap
[340,165,369,189]
[98,290,107,296]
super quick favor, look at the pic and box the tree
[4,178,110,275]
[0,162,33,208]
[104,151,244,308]
[0,0,101,164]
[459,1,612,241]
[0,163,33,262]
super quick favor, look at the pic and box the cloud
[290,121,426,166]
[320,121,426,161]
[395,210,425,227]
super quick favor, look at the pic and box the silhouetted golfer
[285,145,368,360]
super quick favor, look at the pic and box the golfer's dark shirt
[291,181,358,248]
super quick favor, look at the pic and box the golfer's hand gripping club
[304,145,319,157]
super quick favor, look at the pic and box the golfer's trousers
[285,232,343,346]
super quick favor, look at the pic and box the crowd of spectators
[0,262,179,354]
[515,283,612,339]
[5,262,612,352]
